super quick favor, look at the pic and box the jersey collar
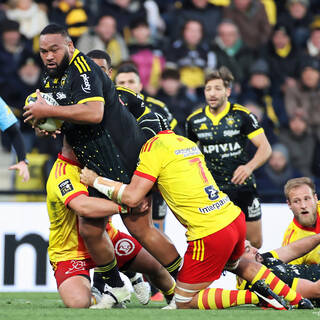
[158,130,174,135]
[205,101,231,125]
[69,48,81,65]
[58,153,82,167]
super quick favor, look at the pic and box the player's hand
[8,161,30,182]
[35,127,61,139]
[231,165,252,185]
[131,197,151,215]
[80,167,98,187]
[23,89,50,124]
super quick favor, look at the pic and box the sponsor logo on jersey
[203,142,241,154]
[223,129,240,137]
[58,179,74,196]
[197,132,213,138]
[194,117,207,124]
[175,146,201,157]
[199,195,230,213]
[80,74,91,93]
[56,92,67,100]
[114,239,135,256]
[199,123,208,130]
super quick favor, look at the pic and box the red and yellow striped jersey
[135,130,241,241]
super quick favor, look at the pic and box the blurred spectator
[165,0,222,43]
[77,14,129,70]
[278,111,315,177]
[211,19,256,99]
[255,143,302,203]
[0,19,34,106]
[223,0,272,51]
[165,18,216,91]
[99,0,147,43]
[49,0,90,44]
[128,17,165,95]
[239,58,288,133]
[261,23,302,93]
[284,57,320,140]
[6,0,49,40]
[277,0,313,48]
[304,15,320,60]
[156,67,197,133]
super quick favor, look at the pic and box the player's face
[39,33,74,77]
[243,240,263,263]
[287,184,318,227]
[115,72,143,93]
[204,79,230,112]
[91,58,112,78]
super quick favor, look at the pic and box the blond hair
[284,177,316,200]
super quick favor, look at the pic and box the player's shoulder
[231,103,251,115]
[186,106,205,122]
[116,86,143,100]
[69,50,98,75]
[145,96,166,108]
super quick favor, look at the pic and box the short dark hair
[40,23,71,40]
[87,49,112,69]
[115,62,140,80]
[161,68,180,80]
[205,66,234,88]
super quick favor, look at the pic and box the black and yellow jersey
[40,49,146,183]
[186,102,263,191]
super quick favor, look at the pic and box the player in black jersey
[239,234,320,307]
[23,24,181,307]
[186,67,272,248]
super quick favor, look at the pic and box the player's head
[87,49,112,77]
[284,177,318,227]
[204,66,233,111]
[242,240,263,263]
[114,63,142,93]
[39,23,74,78]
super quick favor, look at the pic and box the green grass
[0,292,318,320]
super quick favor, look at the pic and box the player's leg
[127,246,176,303]
[121,196,181,279]
[59,275,92,308]
[53,259,95,308]
[78,216,130,308]
[246,220,262,249]
[295,278,320,299]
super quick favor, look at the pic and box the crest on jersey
[114,239,135,256]
[226,115,235,126]
[58,179,74,196]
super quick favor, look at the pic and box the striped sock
[161,281,176,304]
[197,288,259,309]
[165,255,182,280]
[251,265,302,306]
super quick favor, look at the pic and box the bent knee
[63,297,91,308]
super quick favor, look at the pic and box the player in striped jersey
[80,130,312,310]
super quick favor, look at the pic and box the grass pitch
[0,292,318,320]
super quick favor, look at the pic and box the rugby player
[47,137,175,308]
[186,66,272,248]
[23,23,181,306]
[80,130,312,310]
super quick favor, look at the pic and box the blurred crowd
[0,0,320,202]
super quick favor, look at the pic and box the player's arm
[23,89,104,124]
[68,194,128,217]
[274,233,320,263]
[80,167,154,207]
[232,132,272,184]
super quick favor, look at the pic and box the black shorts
[224,189,262,222]
[152,191,167,220]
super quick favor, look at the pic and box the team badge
[199,123,208,130]
[226,115,235,126]
[114,239,135,256]
[58,179,74,196]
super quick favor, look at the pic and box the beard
[45,53,70,78]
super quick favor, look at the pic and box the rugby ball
[25,92,64,132]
